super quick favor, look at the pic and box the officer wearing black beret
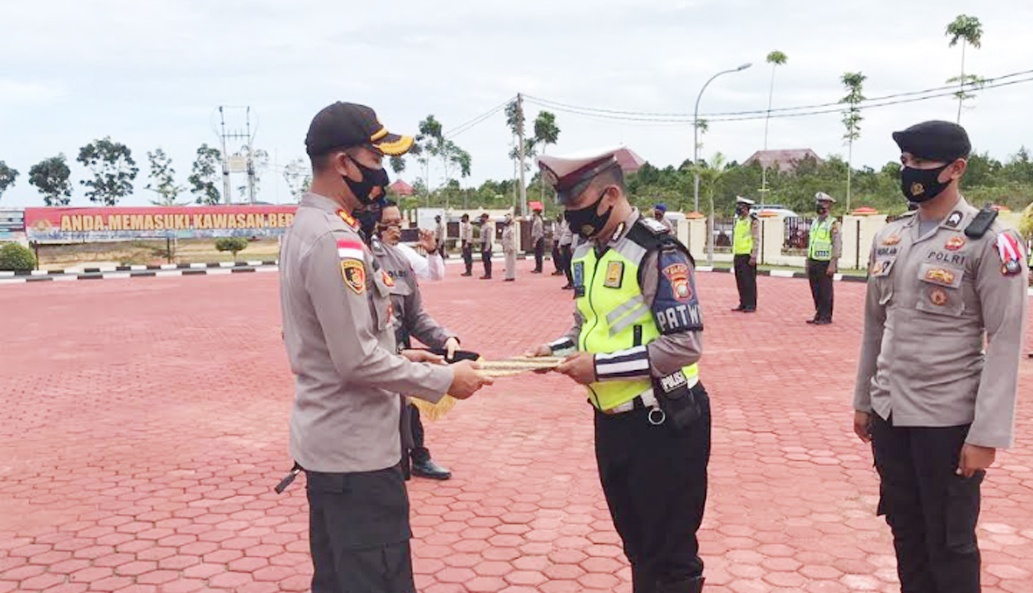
[853,120,1028,593]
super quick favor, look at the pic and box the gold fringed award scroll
[408,354,564,421]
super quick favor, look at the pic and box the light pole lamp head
[736,63,752,71]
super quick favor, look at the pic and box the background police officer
[279,102,493,593]
[502,213,517,281]
[460,213,474,276]
[653,203,674,233]
[531,205,546,273]
[478,213,494,279]
[372,200,457,480]
[853,120,1028,593]
[731,196,759,312]
[527,147,710,593]
[806,192,842,324]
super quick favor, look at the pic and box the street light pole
[693,62,751,265]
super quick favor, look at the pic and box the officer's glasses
[377,221,402,231]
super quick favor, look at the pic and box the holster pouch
[653,370,704,429]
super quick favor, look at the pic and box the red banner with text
[23,205,298,242]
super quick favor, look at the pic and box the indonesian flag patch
[995,232,1025,276]
[336,239,365,262]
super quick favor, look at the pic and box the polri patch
[341,260,366,294]
[604,261,624,288]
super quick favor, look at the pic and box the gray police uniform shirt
[370,236,455,350]
[502,224,516,253]
[559,221,573,247]
[461,222,473,246]
[279,193,453,473]
[853,198,1029,448]
[531,215,544,242]
[555,209,703,376]
[480,222,495,253]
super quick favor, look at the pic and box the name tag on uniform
[604,261,623,288]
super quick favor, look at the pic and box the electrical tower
[215,106,258,204]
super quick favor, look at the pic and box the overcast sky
[2,0,1032,207]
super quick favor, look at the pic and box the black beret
[892,120,971,163]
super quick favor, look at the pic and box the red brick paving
[1,260,1031,593]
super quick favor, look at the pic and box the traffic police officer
[853,120,1028,593]
[279,102,493,593]
[371,200,458,481]
[806,192,842,324]
[527,147,710,593]
[731,196,759,312]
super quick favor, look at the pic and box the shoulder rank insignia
[337,209,359,230]
[640,218,668,235]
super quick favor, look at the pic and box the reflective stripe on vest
[733,217,754,255]
[809,217,834,261]
[573,236,700,412]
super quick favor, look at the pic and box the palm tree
[761,51,788,204]
[840,72,866,211]
[945,15,984,123]
[695,152,729,266]
[532,111,560,200]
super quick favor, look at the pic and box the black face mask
[344,157,390,205]
[900,164,951,203]
[354,199,386,241]
[564,190,614,240]
[816,204,829,215]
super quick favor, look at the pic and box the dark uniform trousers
[733,254,757,309]
[551,241,562,274]
[481,247,493,278]
[595,389,711,593]
[560,245,574,284]
[306,466,416,593]
[461,242,473,275]
[805,258,834,321]
[533,237,545,272]
[871,415,982,593]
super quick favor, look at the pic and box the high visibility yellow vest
[808,217,834,261]
[572,230,700,411]
[733,217,754,255]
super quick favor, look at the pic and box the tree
[840,72,866,211]
[694,153,730,266]
[414,115,444,196]
[946,14,984,123]
[532,111,561,200]
[761,51,788,202]
[145,148,186,206]
[77,137,139,206]
[28,155,73,206]
[282,158,310,201]
[389,156,406,174]
[215,237,249,259]
[0,161,18,201]
[188,144,222,205]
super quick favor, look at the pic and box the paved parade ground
[1,261,1032,593]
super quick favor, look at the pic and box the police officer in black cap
[853,120,1028,593]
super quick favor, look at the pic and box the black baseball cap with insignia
[305,102,414,157]
[892,120,971,163]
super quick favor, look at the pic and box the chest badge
[604,261,624,288]
[929,288,949,307]
[925,268,956,285]
[945,236,966,251]
[882,234,901,246]
[382,270,395,287]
